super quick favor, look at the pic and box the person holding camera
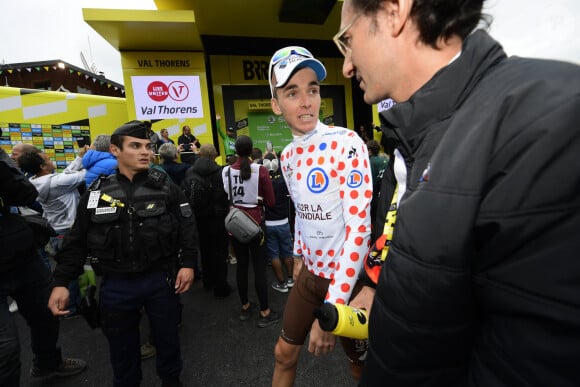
[177,125,200,165]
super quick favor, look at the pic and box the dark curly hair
[18,150,45,175]
[348,0,489,49]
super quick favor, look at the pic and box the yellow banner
[247,100,272,111]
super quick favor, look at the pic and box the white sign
[377,98,396,112]
[131,75,204,119]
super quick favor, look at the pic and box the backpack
[188,172,214,218]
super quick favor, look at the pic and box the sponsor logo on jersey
[307,168,329,194]
[347,170,364,188]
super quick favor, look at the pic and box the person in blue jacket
[82,134,117,187]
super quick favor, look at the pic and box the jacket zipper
[127,184,136,270]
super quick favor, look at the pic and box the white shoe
[9,300,18,313]
[271,281,288,293]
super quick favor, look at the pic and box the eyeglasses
[333,12,363,57]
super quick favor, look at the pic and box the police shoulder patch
[147,168,167,188]
[179,202,193,218]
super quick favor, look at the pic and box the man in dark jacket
[158,142,191,187]
[48,121,198,387]
[262,154,294,293]
[336,1,580,386]
[182,143,231,298]
[0,146,86,386]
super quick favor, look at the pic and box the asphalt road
[16,264,356,387]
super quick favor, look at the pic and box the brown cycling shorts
[280,265,367,365]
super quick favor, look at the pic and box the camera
[76,136,90,148]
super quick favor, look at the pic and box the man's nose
[342,55,355,79]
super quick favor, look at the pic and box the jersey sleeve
[326,132,372,304]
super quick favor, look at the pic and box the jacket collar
[379,30,507,156]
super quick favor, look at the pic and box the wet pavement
[16,264,356,387]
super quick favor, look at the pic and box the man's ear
[109,143,121,157]
[40,161,51,173]
[271,97,282,115]
[384,0,411,37]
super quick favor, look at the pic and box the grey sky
[1,0,578,85]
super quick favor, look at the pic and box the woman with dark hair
[222,135,279,328]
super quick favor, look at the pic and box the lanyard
[380,184,399,262]
[364,183,399,283]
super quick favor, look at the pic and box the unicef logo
[307,168,329,194]
[347,170,363,188]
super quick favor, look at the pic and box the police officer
[48,120,198,387]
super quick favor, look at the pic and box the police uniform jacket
[53,169,199,287]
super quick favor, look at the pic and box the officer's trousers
[99,271,182,387]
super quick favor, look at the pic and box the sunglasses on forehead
[269,46,317,96]
[270,46,314,67]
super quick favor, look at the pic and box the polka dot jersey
[280,121,372,304]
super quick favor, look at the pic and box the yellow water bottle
[314,302,368,339]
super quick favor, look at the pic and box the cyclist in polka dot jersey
[282,129,371,304]
[269,46,372,386]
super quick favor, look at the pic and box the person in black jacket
[158,142,191,187]
[182,143,232,298]
[47,121,198,387]
[0,146,86,385]
[335,1,580,386]
[262,153,294,293]
[177,125,200,165]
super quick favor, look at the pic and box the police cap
[112,120,150,139]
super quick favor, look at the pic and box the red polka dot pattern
[279,123,372,304]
